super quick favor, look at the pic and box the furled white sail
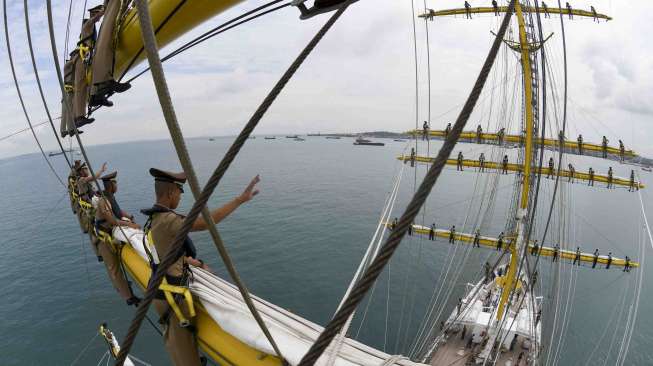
[113,227,424,366]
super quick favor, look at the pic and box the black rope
[115,3,353,365]
[3,0,66,188]
[24,0,72,168]
[297,2,516,364]
[124,1,290,84]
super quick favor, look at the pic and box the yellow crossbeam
[393,224,638,269]
[408,129,637,159]
[397,155,645,189]
[419,6,612,21]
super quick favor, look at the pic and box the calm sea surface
[1,136,652,365]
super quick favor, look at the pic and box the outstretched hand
[238,175,260,204]
[100,162,108,172]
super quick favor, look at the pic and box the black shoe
[200,356,207,366]
[97,255,104,262]
[126,296,142,307]
[108,80,131,93]
[74,116,95,128]
[61,130,68,138]
[67,129,84,136]
[89,94,113,108]
[97,80,131,94]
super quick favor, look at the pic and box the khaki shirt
[77,178,93,198]
[150,210,186,277]
[95,196,114,230]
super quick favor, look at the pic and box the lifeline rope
[3,0,66,188]
[123,0,291,83]
[115,2,353,364]
[24,0,72,168]
[297,2,516,364]
[0,120,50,142]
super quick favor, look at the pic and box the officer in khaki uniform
[76,162,107,233]
[90,0,131,108]
[73,5,105,128]
[61,50,79,137]
[143,168,260,366]
[95,171,141,306]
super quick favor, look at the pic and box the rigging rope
[0,120,50,142]
[123,1,291,83]
[3,0,66,188]
[297,2,516,364]
[24,0,72,168]
[116,2,353,364]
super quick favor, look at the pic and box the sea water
[1,136,652,365]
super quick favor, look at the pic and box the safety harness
[141,204,198,328]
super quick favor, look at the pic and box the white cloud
[1,0,652,159]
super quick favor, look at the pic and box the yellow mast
[496,0,533,321]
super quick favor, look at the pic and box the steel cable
[3,0,66,188]
[123,1,291,83]
[24,0,72,168]
[297,2,516,364]
[115,2,353,364]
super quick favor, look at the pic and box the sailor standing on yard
[76,162,108,233]
[449,225,456,243]
[502,155,509,174]
[547,157,555,179]
[577,134,583,155]
[592,249,599,268]
[568,163,575,183]
[457,151,464,171]
[464,1,472,19]
[476,124,483,143]
[573,247,581,266]
[629,170,637,192]
[473,229,481,247]
[90,0,132,108]
[607,167,614,189]
[588,167,595,186]
[144,168,260,366]
[602,136,609,158]
[429,223,436,241]
[496,232,504,251]
[619,140,625,161]
[72,5,105,129]
[422,121,429,141]
[479,152,485,172]
[94,171,141,306]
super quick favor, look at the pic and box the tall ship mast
[397,2,642,365]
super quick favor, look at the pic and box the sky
[0,0,651,160]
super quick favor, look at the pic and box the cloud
[1,0,653,159]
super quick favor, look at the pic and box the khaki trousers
[62,57,76,134]
[92,0,121,90]
[154,299,202,366]
[97,240,133,300]
[73,55,88,119]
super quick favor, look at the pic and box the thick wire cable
[123,1,290,83]
[297,3,515,364]
[115,2,353,364]
[24,0,72,168]
[3,0,66,188]
[0,120,50,142]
